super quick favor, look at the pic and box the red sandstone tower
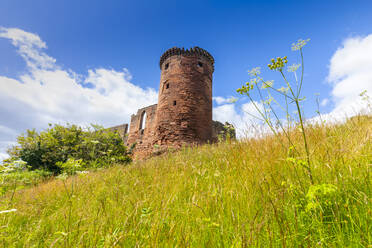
[154,46,214,147]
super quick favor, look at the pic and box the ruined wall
[212,121,236,141]
[108,124,128,144]
[126,104,158,158]
[153,47,214,148]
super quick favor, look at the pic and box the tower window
[164,63,169,70]
[166,83,169,89]
[173,100,177,106]
[139,111,146,130]
[198,62,203,67]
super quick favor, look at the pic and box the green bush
[6,124,131,174]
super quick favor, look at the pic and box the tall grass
[0,115,371,247]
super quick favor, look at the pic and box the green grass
[0,116,371,247]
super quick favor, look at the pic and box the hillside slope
[0,116,371,247]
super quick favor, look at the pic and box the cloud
[0,27,158,160]
[327,34,372,116]
[320,98,329,107]
[0,27,56,70]
[213,96,237,105]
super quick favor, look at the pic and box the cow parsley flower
[248,67,261,77]
[287,64,301,72]
[291,38,310,51]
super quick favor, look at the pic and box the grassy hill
[0,115,371,247]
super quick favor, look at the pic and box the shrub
[6,124,131,174]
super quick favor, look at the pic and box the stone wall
[212,121,236,141]
[126,104,158,158]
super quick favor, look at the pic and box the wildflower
[57,173,68,180]
[359,90,367,97]
[278,87,289,94]
[291,38,310,51]
[287,63,301,72]
[0,209,17,214]
[227,97,238,103]
[268,56,288,71]
[263,97,273,105]
[202,217,211,222]
[237,81,254,94]
[210,222,220,227]
[305,184,337,212]
[248,67,261,77]
[76,171,89,174]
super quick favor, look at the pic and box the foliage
[0,169,52,196]
[0,160,28,173]
[6,124,131,174]
[0,115,370,246]
[56,158,84,176]
[0,159,52,196]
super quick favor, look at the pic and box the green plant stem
[295,99,313,184]
[297,49,304,98]
[280,70,314,184]
[261,81,295,101]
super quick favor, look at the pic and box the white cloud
[327,34,372,117]
[0,27,158,160]
[320,98,329,107]
[213,96,237,105]
[0,27,56,70]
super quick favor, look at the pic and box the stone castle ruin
[110,46,235,158]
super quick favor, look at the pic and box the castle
[110,46,234,158]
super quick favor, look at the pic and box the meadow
[0,115,370,247]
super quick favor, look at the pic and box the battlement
[159,46,214,69]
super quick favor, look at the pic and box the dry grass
[0,115,371,247]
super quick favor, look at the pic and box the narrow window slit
[173,100,177,106]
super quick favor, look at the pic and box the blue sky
[1,0,372,160]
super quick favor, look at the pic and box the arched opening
[139,111,147,131]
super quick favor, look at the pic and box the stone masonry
[109,46,235,159]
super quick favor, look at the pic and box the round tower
[154,46,214,147]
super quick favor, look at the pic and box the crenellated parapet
[159,46,214,70]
